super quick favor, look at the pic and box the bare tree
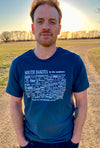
[0,31,11,42]
[60,31,70,39]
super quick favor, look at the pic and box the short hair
[30,0,62,24]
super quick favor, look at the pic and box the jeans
[20,140,79,148]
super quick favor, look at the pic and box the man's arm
[10,95,28,147]
[71,89,88,144]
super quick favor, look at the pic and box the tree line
[60,30,100,40]
[0,31,35,42]
[0,30,100,42]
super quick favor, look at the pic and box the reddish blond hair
[30,0,62,24]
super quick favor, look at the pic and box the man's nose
[43,22,50,29]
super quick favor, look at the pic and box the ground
[0,44,100,148]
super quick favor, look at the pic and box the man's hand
[71,136,81,144]
[17,135,29,147]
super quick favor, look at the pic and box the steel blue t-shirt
[6,47,89,143]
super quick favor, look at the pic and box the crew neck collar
[31,47,59,62]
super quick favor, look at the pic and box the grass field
[88,47,100,74]
[0,39,100,95]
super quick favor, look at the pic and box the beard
[36,31,57,47]
[37,38,56,47]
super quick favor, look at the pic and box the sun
[60,1,87,32]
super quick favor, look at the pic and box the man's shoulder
[58,47,81,60]
[58,47,71,53]
[12,49,33,64]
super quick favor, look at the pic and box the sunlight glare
[60,1,87,32]
[23,1,90,33]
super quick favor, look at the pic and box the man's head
[30,0,62,25]
[30,0,62,47]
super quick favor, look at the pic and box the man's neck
[34,44,57,60]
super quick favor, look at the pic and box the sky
[0,0,100,34]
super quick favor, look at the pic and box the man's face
[32,4,61,47]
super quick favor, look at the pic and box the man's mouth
[40,32,52,37]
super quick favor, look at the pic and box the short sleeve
[73,56,89,92]
[6,60,23,97]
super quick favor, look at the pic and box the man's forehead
[34,4,59,18]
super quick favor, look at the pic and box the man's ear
[58,25,61,35]
[31,24,34,34]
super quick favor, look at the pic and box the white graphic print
[24,70,66,101]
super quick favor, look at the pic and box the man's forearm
[10,98,28,146]
[71,103,87,143]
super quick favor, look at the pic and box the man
[6,0,89,148]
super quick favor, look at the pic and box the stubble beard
[36,34,57,47]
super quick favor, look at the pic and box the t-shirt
[6,47,89,143]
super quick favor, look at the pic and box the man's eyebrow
[49,18,57,22]
[36,18,44,20]
[36,18,57,21]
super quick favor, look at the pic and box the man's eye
[50,21,56,25]
[37,21,43,24]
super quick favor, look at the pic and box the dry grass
[0,39,99,95]
[88,47,100,74]
[0,39,100,148]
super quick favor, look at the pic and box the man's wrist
[71,136,81,144]
[17,135,29,147]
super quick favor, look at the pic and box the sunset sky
[0,0,100,33]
